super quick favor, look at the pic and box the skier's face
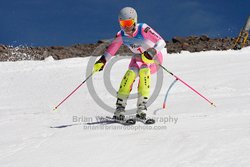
[122,24,136,34]
[119,19,136,34]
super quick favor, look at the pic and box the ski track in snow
[0,48,250,167]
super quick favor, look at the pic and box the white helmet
[118,7,137,24]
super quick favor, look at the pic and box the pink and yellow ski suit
[104,23,166,74]
[103,23,166,109]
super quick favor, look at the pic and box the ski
[105,116,136,125]
[136,117,155,124]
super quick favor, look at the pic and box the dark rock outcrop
[0,35,249,61]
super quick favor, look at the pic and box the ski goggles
[119,19,135,27]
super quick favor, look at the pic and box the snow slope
[1,47,250,167]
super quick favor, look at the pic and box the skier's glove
[142,48,157,64]
[93,55,106,72]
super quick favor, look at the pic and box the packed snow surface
[1,47,250,167]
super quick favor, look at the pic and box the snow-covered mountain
[1,47,250,167]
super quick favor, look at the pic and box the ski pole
[53,72,94,111]
[140,51,216,107]
[157,62,216,107]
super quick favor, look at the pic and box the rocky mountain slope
[0,35,249,61]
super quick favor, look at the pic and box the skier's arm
[142,24,166,52]
[153,38,166,51]
[104,32,123,61]
[93,32,123,72]
[141,24,166,61]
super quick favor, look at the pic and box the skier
[93,7,167,121]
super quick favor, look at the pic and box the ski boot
[113,106,126,121]
[136,98,147,120]
[136,106,147,121]
[136,96,155,124]
[136,108,155,124]
[113,98,127,121]
[112,99,136,125]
